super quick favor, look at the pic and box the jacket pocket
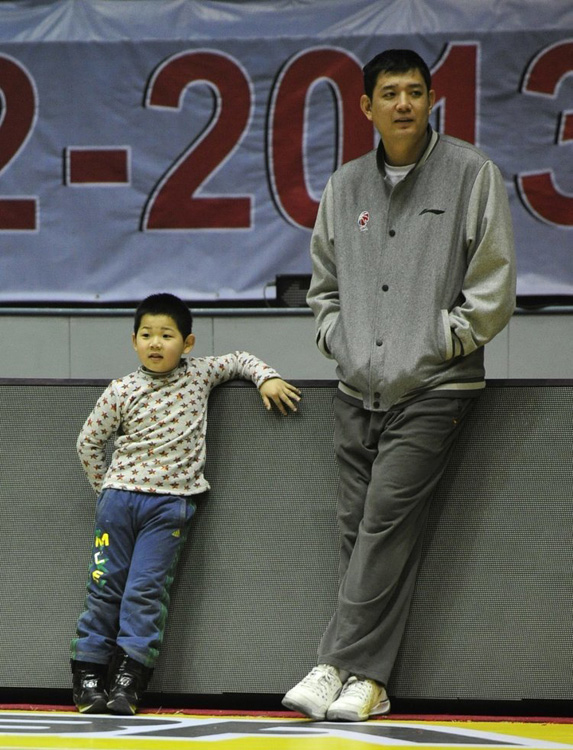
[321,314,340,359]
[440,309,454,361]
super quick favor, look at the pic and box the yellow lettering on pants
[95,533,109,547]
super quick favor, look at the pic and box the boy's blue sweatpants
[71,488,196,669]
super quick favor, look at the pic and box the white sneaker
[282,664,344,720]
[326,675,390,721]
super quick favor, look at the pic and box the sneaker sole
[107,696,137,715]
[327,698,391,722]
[76,696,108,714]
[281,695,326,721]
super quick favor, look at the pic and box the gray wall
[1,380,571,701]
[0,308,571,380]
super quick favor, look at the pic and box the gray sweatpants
[318,394,476,686]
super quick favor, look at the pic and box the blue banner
[0,0,571,302]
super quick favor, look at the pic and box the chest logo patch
[357,210,370,231]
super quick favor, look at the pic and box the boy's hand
[259,378,301,416]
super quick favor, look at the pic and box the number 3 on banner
[0,55,38,231]
[142,50,252,231]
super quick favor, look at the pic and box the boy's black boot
[107,654,153,715]
[71,660,108,714]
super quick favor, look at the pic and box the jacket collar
[376,126,439,176]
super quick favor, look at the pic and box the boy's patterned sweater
[77,352,279,497]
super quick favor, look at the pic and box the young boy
[71,293,300,715]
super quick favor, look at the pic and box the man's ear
[184,333,195,354]
[428,88,436,111]
[360,94,373,121]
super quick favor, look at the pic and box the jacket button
[382,284,389,291]
[376,338,383,346]
[389,229,396,237]
[373,401,380,409]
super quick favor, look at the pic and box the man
[282,49,516,722]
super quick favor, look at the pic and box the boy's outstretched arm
[259,378,301,416]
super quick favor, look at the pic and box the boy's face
[132,313,195,373]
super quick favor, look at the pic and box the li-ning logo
[357,210,370,232]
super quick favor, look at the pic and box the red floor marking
[0,704,571,723]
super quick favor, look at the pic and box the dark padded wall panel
[0,380,570,701]
[393,385,571,700]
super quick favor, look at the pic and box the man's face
[360,68,435,157]
[132,313,194,373]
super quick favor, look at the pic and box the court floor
[0,708,571,750]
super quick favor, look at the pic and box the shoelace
[301,666,339,699]
[341,676,375,701]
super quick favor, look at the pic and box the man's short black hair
[363,49,432,100]
[134,293,193,339]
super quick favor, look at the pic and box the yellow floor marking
[0,711,570,750]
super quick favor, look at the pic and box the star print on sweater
[77,352,279,496]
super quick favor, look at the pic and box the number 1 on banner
[0,55,38,231]
[142,50,253,231]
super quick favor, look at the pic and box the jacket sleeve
[449,161,517,356]
[306,178,340,359]
[76,383,121,494]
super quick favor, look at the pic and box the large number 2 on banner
[0,54,37,231]
[142,50,252,230]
